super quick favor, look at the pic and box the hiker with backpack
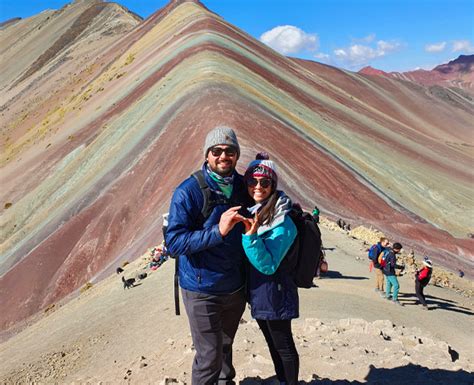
[368,237,390,295]
[241,153,300,385]
[382,242,405,306]
[164,126,252,385]
[415,258,433,310]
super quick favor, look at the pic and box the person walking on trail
[241,153,300,385]
[415,258,433,310]
[369,237,390,295]
[165,126,251,385]
[312,205,320,224]
[382,242,405,306]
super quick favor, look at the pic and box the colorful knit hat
[244,152,278,186]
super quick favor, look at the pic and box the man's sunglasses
[247,178,272,188]
[210,147,237,157]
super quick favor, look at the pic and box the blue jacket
[165,163,251,294]
[242,192,298,320]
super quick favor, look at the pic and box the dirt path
[0,225,472,384]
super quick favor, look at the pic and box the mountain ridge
[359,54,474,90]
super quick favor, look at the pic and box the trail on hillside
[0,224,472,384]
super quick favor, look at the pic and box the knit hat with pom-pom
[244,152,278,186]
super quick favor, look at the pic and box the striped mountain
[0,0,473,332]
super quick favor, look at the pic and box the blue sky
[1,0,473,72]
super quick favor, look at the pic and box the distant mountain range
[359,55,474,91]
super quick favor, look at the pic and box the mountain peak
[433,54,474,75]
[358,55,473,89]
[359,66,388,76]
[447,54,474,65]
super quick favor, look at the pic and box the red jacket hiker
[415,259,433,309]
[417,266,432,286]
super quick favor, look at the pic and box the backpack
[286,205,323,288]
[378,249,388,268]
[368,244,381,262]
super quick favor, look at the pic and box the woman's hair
[257,186,279,225]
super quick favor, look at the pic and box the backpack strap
[191,170,212,220]
[174,255,180,315]
[191,170,230,226]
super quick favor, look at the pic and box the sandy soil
[1,222,473,384]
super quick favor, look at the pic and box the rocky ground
[0,218,473,384]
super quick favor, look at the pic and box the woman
[241,153,299,385]
[415,258,433,310]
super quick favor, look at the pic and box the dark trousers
[256,319,299,385]
[415,280,427,306]
[182,288,245,385]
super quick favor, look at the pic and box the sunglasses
[210,147,237,157]
[247,178,272,188]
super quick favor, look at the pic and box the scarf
[206,163,234,199]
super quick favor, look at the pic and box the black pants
[415,280,427,306]
[256,319,299,385]
[182,288,245,385]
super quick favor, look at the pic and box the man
[165,126,250,384]
[369,237,390,295]
[382,242,405,306]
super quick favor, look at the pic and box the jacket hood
[257,191,292,235]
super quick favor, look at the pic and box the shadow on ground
[239,363,474,384]
[322,271,369,280]
[398,293,474,316]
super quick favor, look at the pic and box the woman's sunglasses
[247,178,272,188]
[210,146,237,157]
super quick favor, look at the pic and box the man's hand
[218,206,245,237]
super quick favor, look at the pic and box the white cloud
[452,40,474,53]
[425,42,447,53]
[376,40,400,54]
[313,52,331,64]
[332,40,401,68]
[260,25,318,55]
[314,52,330,60]
[352,34,376,43]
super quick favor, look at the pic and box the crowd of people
[163,125,435,385]
[368,237,433,309]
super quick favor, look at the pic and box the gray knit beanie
[204,126,240,157]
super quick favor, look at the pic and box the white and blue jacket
[242,192,299,320]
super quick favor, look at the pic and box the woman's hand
[242,218,252,233]
[245,212,260,235]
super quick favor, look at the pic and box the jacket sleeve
[165,184,223,256]
[242,215,297,275]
